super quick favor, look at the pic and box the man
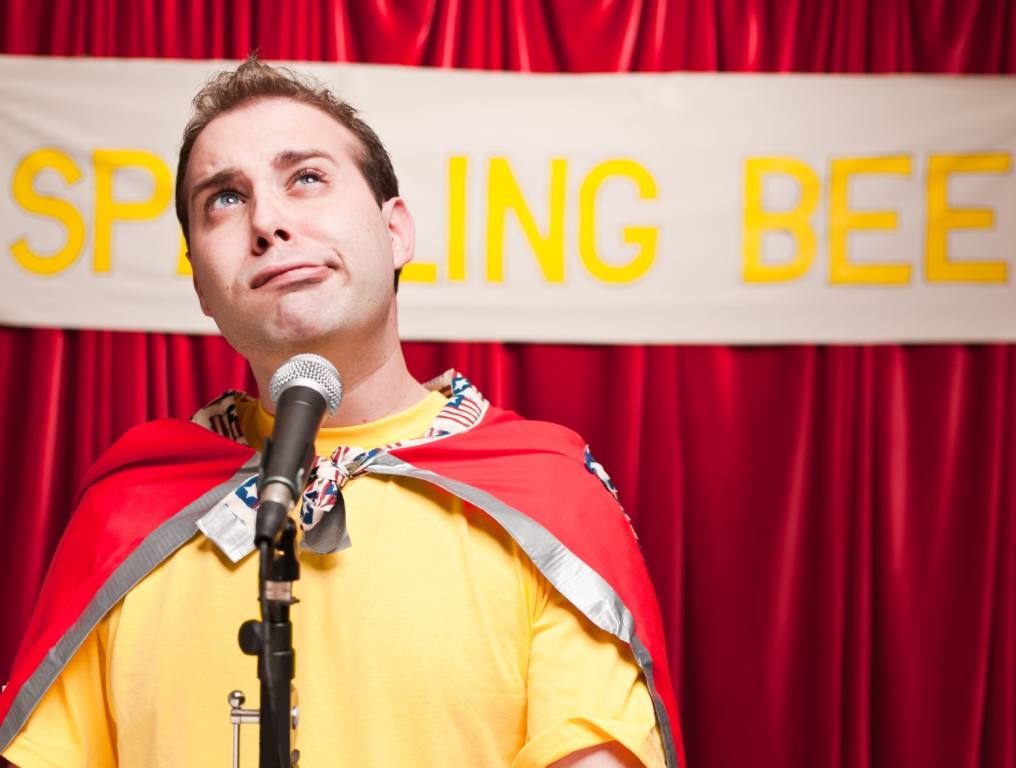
[0,57,683,767]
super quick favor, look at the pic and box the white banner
[1,55,1015,343]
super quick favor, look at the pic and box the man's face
[183,97,413,369]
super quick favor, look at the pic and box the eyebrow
[273,148,338,169]
[189,149,339,209]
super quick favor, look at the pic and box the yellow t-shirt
[4,392,664,768]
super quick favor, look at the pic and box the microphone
[255,353,343,545]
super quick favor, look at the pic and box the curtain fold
[5,0,1015,71]
[2,1,1014,766]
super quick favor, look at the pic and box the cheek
[190,254,233,301]
[193,212,248,252]
[305,196,384,242]
[190,231,246,289]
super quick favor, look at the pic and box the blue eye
[211,190,241,209]
[295,171,322,185]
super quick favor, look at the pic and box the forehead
[185,97,360,186]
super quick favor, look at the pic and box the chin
[270,294,347,339]
[260,321,337,354]
[216,318,333,369]
[217,291,386,363]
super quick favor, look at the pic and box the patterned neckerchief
[190,370,489,558]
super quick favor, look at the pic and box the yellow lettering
[486,157,566,283]
[9,148,86,275]
[578,159,657,283]
[93,149,173,273]
[400,261,438,282]
[829,155,911,284]
[447,155,468,281]
[175,229,192,276]
[742,157,820,282]
[926,152,1010,283]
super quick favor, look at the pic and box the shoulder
[60,416,254,579]
[455,406,621,501]
[394,405,634,546]
[37,416,251,629]
[431,405,591,463]
[0,420,255,743]
[76,417,253,515]
[82,410,252,485]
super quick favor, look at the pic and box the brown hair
[175,54,399,246]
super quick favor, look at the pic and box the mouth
[251,263,333,290]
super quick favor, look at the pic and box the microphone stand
[229,353,342,768]
[239,518,301,767]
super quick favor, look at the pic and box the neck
[252,336,427,428]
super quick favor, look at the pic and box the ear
[190,259,213,317]
[381,197,415,270]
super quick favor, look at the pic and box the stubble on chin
[232,293,346,362]
[215,274,395,373]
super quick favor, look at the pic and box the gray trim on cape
[366,454,680,768]
[2,453,680,767]
[0,458,260,752]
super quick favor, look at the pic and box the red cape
[1,407,684,766]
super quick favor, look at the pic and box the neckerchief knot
[193,371,490,560]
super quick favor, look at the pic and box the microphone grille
[268,353,343,415]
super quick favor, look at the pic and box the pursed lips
[250,262,333,289]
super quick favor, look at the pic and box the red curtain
[2,2,1014,766]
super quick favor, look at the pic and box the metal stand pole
[238,518,301,767]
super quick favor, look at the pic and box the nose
[250,195,293,255]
